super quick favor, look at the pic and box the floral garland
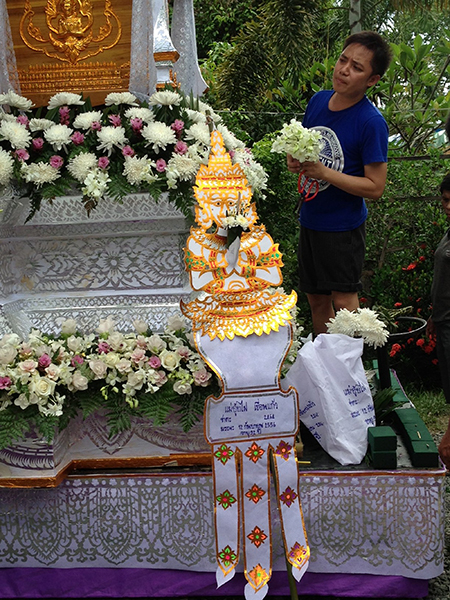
[0,314,220,450]
[0,89,268,220]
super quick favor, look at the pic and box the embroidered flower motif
[288,542,309,567]
[275,440,292,461]
[245,441,265,463]
[216,489,237,510]
[247,526,267,548]
[218,545,237,568]
[279,486,298,508]
[247,564,270,590]
[245,484,265,504]
[214,443,234,465]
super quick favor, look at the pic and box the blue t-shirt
[299,90,388,232]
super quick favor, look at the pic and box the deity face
[195,186,256,231]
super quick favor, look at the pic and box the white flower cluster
[271,119,323,163]
[0,88,268,216]
[0,314,215,420]
[326,308,389,348]
[222,214,250,230]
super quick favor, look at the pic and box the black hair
[343,31,392,77]
[440,173,450,194]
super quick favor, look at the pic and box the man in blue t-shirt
[287,31,392,335]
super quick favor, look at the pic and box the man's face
[441,189,450,220]
[333,43,380,100]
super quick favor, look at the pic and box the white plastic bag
[282,333,375,465]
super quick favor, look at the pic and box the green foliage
[373,387,396,424]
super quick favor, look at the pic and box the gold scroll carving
[7,0,131,106]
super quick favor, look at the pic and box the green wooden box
[368,449,398,469]
[368,426,397,451]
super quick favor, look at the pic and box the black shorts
[297,223,366,295]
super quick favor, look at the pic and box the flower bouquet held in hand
[0,89,268,221]
[271,118,323,201]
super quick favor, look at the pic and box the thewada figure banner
[181,130,309,599]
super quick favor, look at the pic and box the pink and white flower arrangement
[0,88,268,221]
[0,313,220,450]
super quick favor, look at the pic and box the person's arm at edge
[287,156,387,200]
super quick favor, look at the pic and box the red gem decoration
[245,483,266,504]
[245,441,265,463]
[247,525,267,548]
[280,486,298,507]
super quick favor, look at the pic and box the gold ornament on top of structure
[181,130,297,341]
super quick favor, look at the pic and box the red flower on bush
[416,338,425,347]
[402,262,417,271]
[390,343,402,357]
[394,302,402,307]
[432,358,439,365]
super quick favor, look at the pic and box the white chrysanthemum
[0,112,16,123]
[0,120,31,149]
[185,122,211,146]
[233,148,268,193]
[0,148,14,186]
[354,308,389,348]
[105,92,138,106]
[44,124,73,151]
[124,107,155,123]
[166,154,198,188]
[217,123,245,150]
[197,99,221,123]
[123,155,156,185]
[73,110,103,129]
[82,168,110,199]
[326,309,358,337]
[29,118,55,132]
[67,152,97,182]
[148,90,181,108]
[48,92,84,109]
[187,142,209,165]
[96,126,127,154]
[142,121,176,152]
[2,90,33,111]
[21,162,61,187]
[185,108,206,124]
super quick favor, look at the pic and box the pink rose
[171,119,184,134]
[71,355,84,367]
[32,138,44,151]
[131,348,146,364]
[17,115,29,127]
[148,355,161,369]
[174,140,188,155]
[50,155,64,169]
[130,117,143,132]
[98,156,110,169]
[122,145,135,157]
[193,368,212,387]
[155,158,166,173]
[71,131,85,145]
[0,376,12,390]
[38,354,52,369]
[15,149,29,161]
[19,359,38,373]
[59,106,70,125]
[98,340,111,354]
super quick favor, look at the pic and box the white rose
[88,359,108,380]
[61,318,77,335]
[147,334,167,353]
[67,335,84,353]
[71,371,89,391]
[166,314,186,332]
[0,345,17,365]
[96,316,115,335]
[108,331,126,351]
[133,319,148,334]
[102,352,120,367]
[29,375,56,398]
[116,358,132,374]
[173,380,192,395]
[45,363,60,380]
[0,333,20,347]
[14,393,31,409]
[127,370,145,390]
[160,350,181,372]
